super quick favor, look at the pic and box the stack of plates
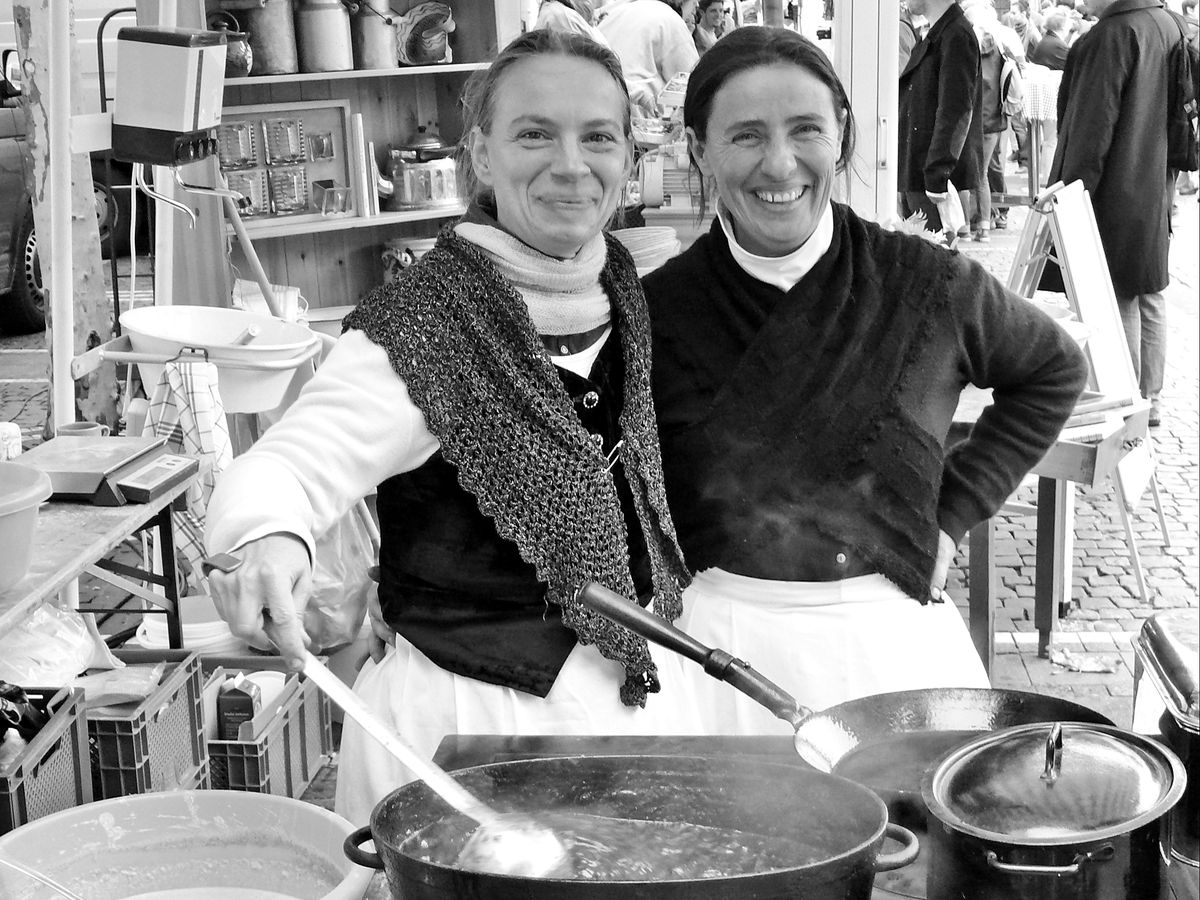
[609,226,681,275]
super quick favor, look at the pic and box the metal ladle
[574,582,836,771]
[200,554,571,878]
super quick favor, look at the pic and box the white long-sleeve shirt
[205,328,607,561]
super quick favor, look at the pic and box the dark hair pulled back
[456,28,633,203]
[683,26,856,213]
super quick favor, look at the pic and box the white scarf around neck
[716,201,834,293]
[454,221,612,336]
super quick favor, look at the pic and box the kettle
[207,11,253,78]
[387,126,460,211]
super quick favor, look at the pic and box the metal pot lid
[1134,611,1199,732]
[923,722,1186,844]
[399,126,450,151]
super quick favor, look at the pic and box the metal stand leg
[969,518,997,678]
[155,503,183,649]
[1035,477,1075,657]
[1116,476,1151,605]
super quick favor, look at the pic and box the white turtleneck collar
[716,201,835,293]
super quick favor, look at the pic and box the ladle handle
[576,582,809,725]
[299,651,499,825]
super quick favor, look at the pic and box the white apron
[334,634,703,827]
[675,569,991,736]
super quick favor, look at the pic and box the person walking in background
[1031,8,1072,67]
[899,0,984,237]
[969,22,1008,239]
[599,0,700,117]
[694,0,725,52]
[535,0,609,44]
[1050,0,1180,427]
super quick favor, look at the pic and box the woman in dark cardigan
[642,27,1089,733]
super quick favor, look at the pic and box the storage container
[295,0,354,73]
[201,655,334,797]
[0,687,91,834]
[88,650,207,799]
[238,0,299,75]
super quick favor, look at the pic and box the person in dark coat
[1050,0,1178,426]
[1030,10,1072,68]
[899,0,985,235]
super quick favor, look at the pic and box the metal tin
[1135,610,1199,733]
[1135,611,1200,869]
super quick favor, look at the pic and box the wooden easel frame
[1004,180,1167,609]
[1006,180,1140,404]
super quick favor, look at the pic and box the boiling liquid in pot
[407,811,821,880]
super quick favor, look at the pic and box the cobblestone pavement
[2,202,1197,731]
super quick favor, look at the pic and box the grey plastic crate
[0,687,92,834]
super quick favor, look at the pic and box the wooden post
[13,0,119,434]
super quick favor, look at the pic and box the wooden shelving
[211,1,521,308]
[224,62,489,89]
[229,205,466,239]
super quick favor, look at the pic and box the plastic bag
[0,604,97,686]
[304,503,376,652]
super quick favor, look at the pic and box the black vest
[375,335,652,697]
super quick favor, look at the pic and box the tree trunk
[14,0,120,436]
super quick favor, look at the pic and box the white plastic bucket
[120,305,319,413]
[134,594,249,654]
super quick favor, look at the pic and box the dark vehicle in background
[0,47,148,335]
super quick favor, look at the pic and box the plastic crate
[88,650,207,799]
[200,655,334,797]
[0,687,92,834]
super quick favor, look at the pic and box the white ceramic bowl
[120,305,318,413]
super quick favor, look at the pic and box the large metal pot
[921,721,1187,900]
[344,754,919,898]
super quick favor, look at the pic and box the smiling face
[470,54,632,259]
[688,63,845,257]
[702,3,723,27]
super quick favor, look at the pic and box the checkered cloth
[1024,63,1063,121]
[142,359,233,595]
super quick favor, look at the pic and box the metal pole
[48,0,74,430]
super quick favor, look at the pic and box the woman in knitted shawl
[642,27,1088,733]
[205,30,694,827]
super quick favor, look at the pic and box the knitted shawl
[343,226,691,706]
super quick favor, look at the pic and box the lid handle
[1042,721,1063,783]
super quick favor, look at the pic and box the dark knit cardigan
[344,226,690,706]
[643,204,1088,601]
